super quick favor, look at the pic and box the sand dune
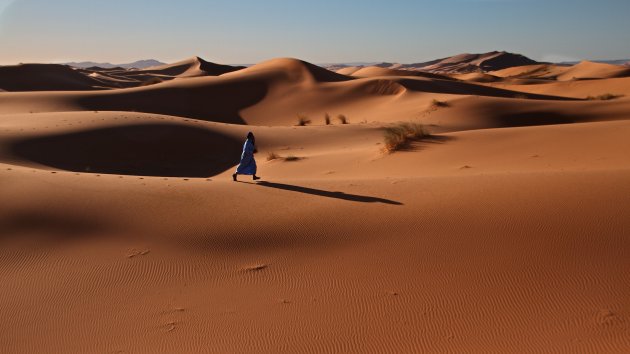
[139,56,245,78]
[7,122,241,177]
[1,55,630,353]
[555,61,630,81]
[412,51,538,73]
[227,57,352,83]
[335,65,362,75]
[0,57,246,92]
[490,63,565,79]
[346,66,454,80]
[483,77,630,103]
[451,72,501,83]
[491,61,630,82]
[330,51,541,75]
[0,57,587,127]
[0,64,109,91]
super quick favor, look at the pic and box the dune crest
[140,56,245,77]
[226,57,353,83]
[0,64,107,91]
[491,61,630,81]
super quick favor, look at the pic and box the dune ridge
[0,64,108,91]
[0,57,245,92]
[491,61,630,81]
[139,56,246,77]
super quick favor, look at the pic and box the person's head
[247,131,255,144]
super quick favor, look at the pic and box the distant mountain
[65,59,166,69]
[323,51,540,74]
[558,59,630,66]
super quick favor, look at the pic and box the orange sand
[1,57,629,353]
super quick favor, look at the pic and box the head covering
[247,131,255,145]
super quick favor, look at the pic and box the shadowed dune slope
[0,58,246,92]
[73,77,270,124]
[420,51,538,73]
[415,95,630,133]
[6,123,242,177]
[0,64,107,91]
[393,77,573,100]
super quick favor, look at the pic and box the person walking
[233,132,260,181]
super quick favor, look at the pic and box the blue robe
[236,139,257,175]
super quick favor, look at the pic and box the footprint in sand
[126,249,151,258]
[596,309,620,326]
[163,321,177,332]
[242,264,268,273]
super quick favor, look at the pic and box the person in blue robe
[233,132,260,181]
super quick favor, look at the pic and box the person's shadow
[240,181,403,205]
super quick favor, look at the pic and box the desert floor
[1,58,629,353]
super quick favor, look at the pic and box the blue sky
[0,0,628,65]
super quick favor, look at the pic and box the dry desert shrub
[266,152,280,161]
[383,122,428,153]
[586,93,623,101]
[337,114,348,124]
[430,99,450,108]
[267,152,302,162]
[324,113,331,125]
[297,114,311,126]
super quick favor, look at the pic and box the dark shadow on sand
[77,78,269,124]
[392,134,454,152]
[243,181,403,205]
[10,123,242,177]
[493,111,579,127]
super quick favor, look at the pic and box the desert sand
[1,55,629,353]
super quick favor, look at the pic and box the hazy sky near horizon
[0,0,628,65]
